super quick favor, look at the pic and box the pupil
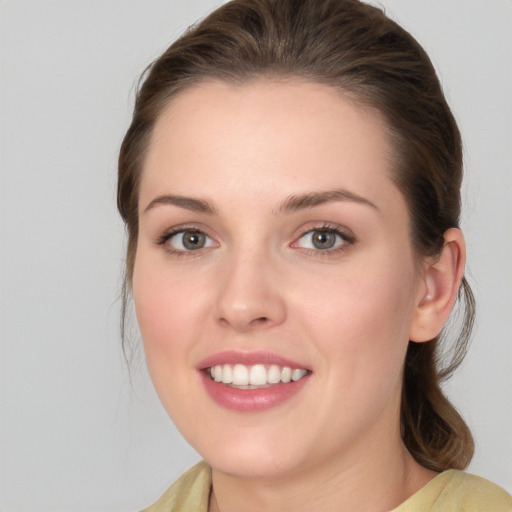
[313,231,335,249]
[183,231,205,250]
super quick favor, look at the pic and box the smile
[199,352,312,412]
[208,363,308,388]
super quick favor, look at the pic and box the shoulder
[437,471,512,511]
[395,470,512,512]
[140,461,211,512]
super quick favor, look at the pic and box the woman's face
[133,79,427,478]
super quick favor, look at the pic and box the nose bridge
[215,240,286,331]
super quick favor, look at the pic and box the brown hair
[118,0,475,471]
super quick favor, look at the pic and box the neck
[209,430,437,512]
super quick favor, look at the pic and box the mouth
[198,353,312,412]
[206,363,309,389]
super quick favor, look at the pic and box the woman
[117,0,512,510]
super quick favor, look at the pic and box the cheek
[296,255,417,382]
[131,256,203,420]
[308,267,417,444]
[302,254,416,330]
[132,276,172,352]
[132,253,195,364]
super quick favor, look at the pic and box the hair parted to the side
[118,0,475,471]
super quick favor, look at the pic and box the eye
[160,229,217,253]
[292,227,353,252]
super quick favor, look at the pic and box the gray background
[1,0,510,510]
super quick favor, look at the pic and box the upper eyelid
[294,223,355,240]
[158,223,213,237]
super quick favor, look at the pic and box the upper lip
[197,350,310,371]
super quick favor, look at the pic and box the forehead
[141,79,401,213]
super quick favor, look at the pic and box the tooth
[281,366,292,383]
[222,364,233,384]
[210,367,215,379]
[232,364,249,385]
[214,365,223,382]
[292,369,307,381]
[249,364,267,386]
[267,365,281,384]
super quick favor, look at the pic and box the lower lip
[200,372,310,412]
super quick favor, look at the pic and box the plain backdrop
[1,0,511,510]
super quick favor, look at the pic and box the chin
[193,430,309,479]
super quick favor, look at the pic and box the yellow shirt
[142,461,512,511]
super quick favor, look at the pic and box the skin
[132,79,464,511]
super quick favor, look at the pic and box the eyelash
[156,223,355,257]
[291,223,356,256]
[156,224,216,256]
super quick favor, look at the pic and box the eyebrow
[277,189,379,214]
[143,189,378,216]
[143,194,217,215]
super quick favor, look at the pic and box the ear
[409,228,466,343]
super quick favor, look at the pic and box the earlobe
[409,228,466,343]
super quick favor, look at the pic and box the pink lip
[200,372,310,412]
[197,350,311,413]
[197,350,309,370]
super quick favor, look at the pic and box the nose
[214,248,287,333]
